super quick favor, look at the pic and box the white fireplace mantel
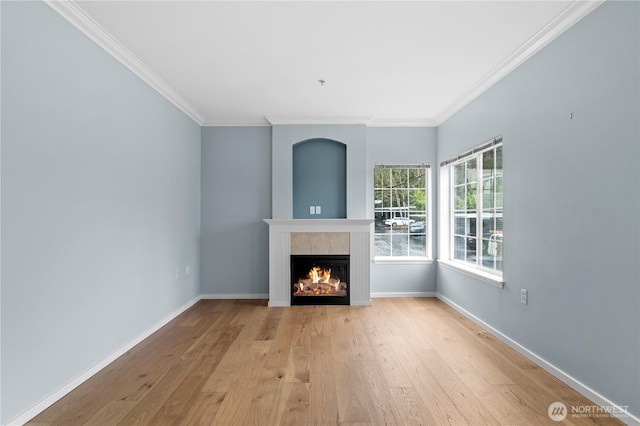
[264,219,374,232]
[264,219,374,306]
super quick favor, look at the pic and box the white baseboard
[371,292,436,298]
[6,296,201,426]
[200,293,269,300]
[436,294,640,426]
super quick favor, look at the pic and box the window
[374,165,431,261]
[440,138,503,283]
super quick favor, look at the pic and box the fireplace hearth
[291,255,349,305]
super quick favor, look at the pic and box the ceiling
[51,1,602,126]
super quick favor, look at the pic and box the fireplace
[263,219,373,306]
[291,255,349,305]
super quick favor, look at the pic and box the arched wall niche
[271,124,367,219]
[292,138,346,219]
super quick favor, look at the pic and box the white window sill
[438,259,504,288]
[374,257,434,265]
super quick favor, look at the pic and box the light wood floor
[28,298,621,425]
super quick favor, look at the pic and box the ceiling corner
[44,0,206,125]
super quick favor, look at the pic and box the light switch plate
[310,206,316,215]
[316,205,321,214]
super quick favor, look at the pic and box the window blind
[440,136,502,167]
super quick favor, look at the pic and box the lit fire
[309,266,331,283]
[294,266,346,296]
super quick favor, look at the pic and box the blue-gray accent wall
[1,2,201,423]
[200,126,272,296]
[437,1,639,417]
[293,139,347,219]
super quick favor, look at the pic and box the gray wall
[1,2,201,423]
[293,139,347,219]
[437,1,639,416]
[200,127,272,296]
[367,127,438,294]
[202,126,438,297]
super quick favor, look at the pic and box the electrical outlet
[176,269,181,280]
[520,289,528,305]
[316,205,321,214]
[310,206,316,215]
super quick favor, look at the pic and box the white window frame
[374,165,432,264]
[439,139,504,286]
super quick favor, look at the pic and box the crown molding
[368,117,437,128]
[265,116,373,126]
[433,0,605,126]
[202,118,272,127]
[44,0,206,125]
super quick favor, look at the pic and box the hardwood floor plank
[265,308,296,368]
[331,309,371,424]
[388,386,438,425]
[146,326,243,425]
[308,336,339,425]
[387,338,470,424]
[311,305,332,337]
[283,344,311,384]
[82,400,137,426]
[116,358,197,425]
[179,391,227,426]
[255,306,284,340]
[359,308,414,388]
[202,305,268,393]
[290,307,313,347]
[211,341,271,425]
[277,382,310,426]
[245,367,287,425]
[26,298,623,426]
[355,357,404,426]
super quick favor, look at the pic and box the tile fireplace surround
[263,219,374,306]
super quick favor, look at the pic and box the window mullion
[477,154,483,267]
[450,166,456,261]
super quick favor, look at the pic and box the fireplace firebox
[290,255,349,305]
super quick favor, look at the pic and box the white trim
[209,117,437,128]
[265,116,373,126]
[264,219,374,231]
[371,292,436,298]
[436,294,640,426]
[438,259,504,288]
[433,0,605,126]
[6,296,201,426]
[44,0,206,125]
[367,118,437,128]
[202,121,272,127]
[374,257,433,265]
[200,293,269,300]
